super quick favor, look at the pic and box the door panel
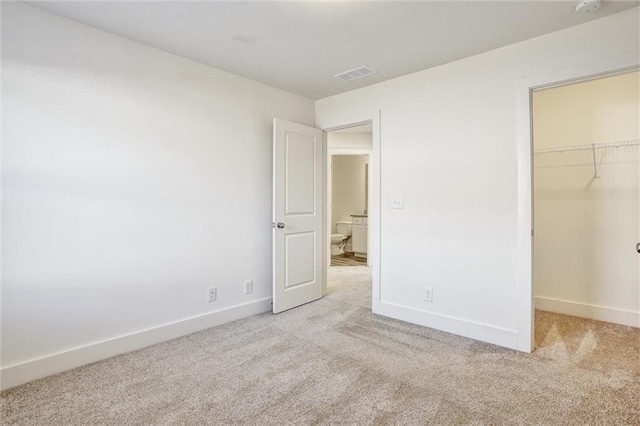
[285,133,316,215]
[285,232,316,289]
[273,118,323,313]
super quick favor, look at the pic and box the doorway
[324,123,375,307]
[272,114,381,315]
[532,71,639,334]
[516,57,640,352]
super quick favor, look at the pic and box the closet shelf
[534,139,640,179]
[534,139,640,154]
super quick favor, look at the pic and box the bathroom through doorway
[327,124,372,267]
[326,124,374,299]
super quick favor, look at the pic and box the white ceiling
[29,1,639,100]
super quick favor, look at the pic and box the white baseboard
[535,296,640,327]
[374,301,519,350]
[1,298,272,391]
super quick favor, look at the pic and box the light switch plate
[391,195,404,209]
[424,287,433,303]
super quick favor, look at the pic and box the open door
[272,118,324,313]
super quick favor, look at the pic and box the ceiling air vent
[334,65,377,82]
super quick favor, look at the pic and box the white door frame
[320,112,381,313]
[327,149,372,269]
[516,54,639,352]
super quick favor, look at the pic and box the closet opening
[531,70,640,350]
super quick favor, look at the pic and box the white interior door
[273,118,324,313]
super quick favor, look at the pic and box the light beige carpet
[2,266,639,425]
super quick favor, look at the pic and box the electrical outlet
[424,287,433,303]
[208,287,217,303]
[244,280,253,295]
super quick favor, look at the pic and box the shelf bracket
[591,143,599,179]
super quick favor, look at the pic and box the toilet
[331,221,352,255]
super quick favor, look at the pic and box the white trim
[516,54,640,353]
[0,298,272,390]
[322,130,328,296]
[535,297,640,328]
[377,301,518,349]
[320,111,382,313]
[324,120,372,133]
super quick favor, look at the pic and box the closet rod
[534,139,640,155]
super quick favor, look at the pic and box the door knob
[277,222,285,229]
[637,242,640,254]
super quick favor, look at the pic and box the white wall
[331,155,368,234]
[316,8,640,349]
[533,72,639,326]
[1,2,314,385]
[328,132,373,151]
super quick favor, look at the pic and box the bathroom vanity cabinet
[351,215,368,258]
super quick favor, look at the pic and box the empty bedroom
[2,1,639,424]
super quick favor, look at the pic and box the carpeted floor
[2,266,639,425]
